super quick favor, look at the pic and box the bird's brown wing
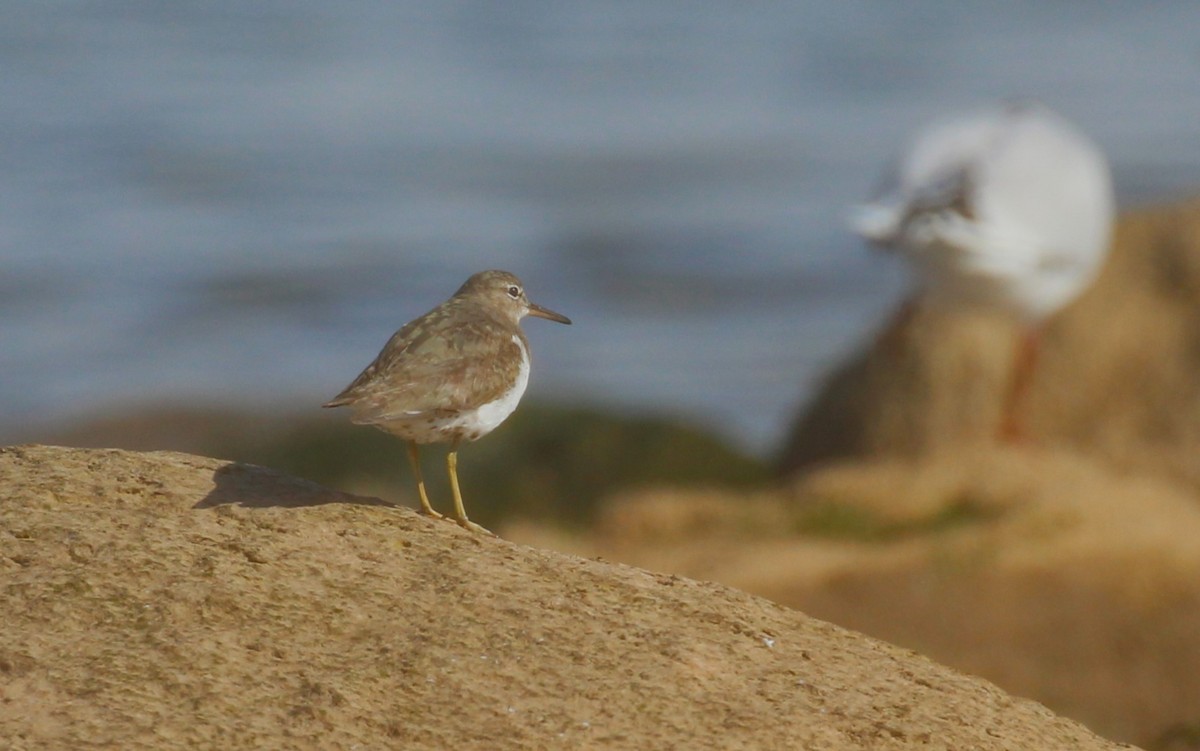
[324,313,526,424]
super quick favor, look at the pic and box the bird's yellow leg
[407,442,443,519]
[447,439,494,535]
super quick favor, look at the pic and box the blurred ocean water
[2,2,1199,455]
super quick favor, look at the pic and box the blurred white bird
[853,101,1115,439]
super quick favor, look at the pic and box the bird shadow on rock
[194,462,397,510]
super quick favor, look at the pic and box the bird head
[455,270,572,326]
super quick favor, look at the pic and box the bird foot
[456,518,496,536]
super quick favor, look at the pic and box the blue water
[3,3,1200,455]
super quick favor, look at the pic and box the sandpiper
[323,270,571,534]
[851,101,1114,439]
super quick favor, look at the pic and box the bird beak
[849,202,904,245]
[527,303,572,325]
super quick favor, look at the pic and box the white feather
[855,102,1114,321]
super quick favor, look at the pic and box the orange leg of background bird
[999,327,1040,443]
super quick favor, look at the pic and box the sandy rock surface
[540,447,1200,747]
[0,445,1134,750]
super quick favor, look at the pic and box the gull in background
[852,101,1115,439]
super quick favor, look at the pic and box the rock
[777,196,1200,486]
[564,447,1200,746]
[0,445,1131,750]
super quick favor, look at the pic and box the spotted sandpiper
[323,270,571,534]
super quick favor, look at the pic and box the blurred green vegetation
[219,403,768,529]
[792,495,998,542]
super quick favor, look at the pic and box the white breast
[460,335,530,440]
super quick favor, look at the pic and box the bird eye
[507,285,521,298]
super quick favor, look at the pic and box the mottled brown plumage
[324,270,571,533]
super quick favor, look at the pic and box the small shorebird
[852,101,1114,438]
[323,270,571,534]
